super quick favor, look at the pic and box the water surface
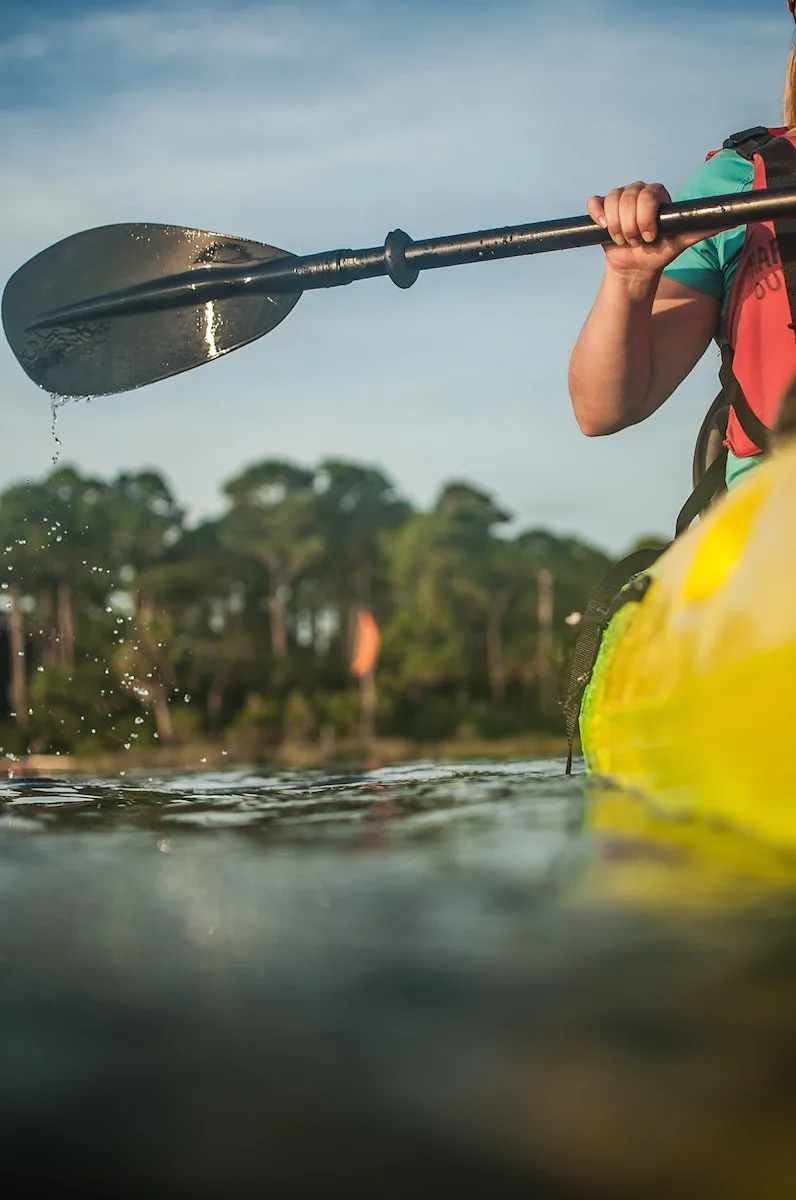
[1,757,795,1198]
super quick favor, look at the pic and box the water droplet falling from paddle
[48,393,93,463]
[50,394,66,463]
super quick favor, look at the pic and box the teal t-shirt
[662,147,764,483]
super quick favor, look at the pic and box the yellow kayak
[581,435,796,853]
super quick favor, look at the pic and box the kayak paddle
[4,187,796,398]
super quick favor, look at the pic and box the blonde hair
[786,42,796,127]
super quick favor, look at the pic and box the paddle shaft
[30,186,796,330]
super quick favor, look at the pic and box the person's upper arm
[642,277,720,419]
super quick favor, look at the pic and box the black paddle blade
[2,224,301,397]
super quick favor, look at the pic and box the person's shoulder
[674,144,753,202]
[662,138,756,291]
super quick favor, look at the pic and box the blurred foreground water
[2,757,795,1198]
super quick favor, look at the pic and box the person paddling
[569,1,796,504]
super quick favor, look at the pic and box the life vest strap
[758,136,796,344]
[675,451,728,538]
[718,337,771,452]
[722,127,774,157]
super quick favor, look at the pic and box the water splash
[49,394,94,464]
[49,395,67,463]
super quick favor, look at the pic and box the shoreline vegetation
[0,456,659,776]
[6,733,574,778]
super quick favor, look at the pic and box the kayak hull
[580,438,796,852]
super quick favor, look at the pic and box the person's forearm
[568,267,662,436]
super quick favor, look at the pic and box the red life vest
[706,127,796,457]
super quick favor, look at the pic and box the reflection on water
[1,758,795,1198]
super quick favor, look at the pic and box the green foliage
[227,692,283,751]
[25,662,153,755]
[314,689,360,739]
[0,456,616,756]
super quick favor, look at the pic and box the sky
[0,0,787,553]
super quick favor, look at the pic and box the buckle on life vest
[722,126,772,157]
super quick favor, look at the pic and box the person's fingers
[592,180,713,264]
[586,194,607,228]
[636,183,671,243]
[618,181,647,246]
[603,187,627,246]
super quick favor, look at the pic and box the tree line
[0,457,632,759]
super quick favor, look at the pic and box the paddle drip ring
[384,229,419,289]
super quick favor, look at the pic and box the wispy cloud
[0,32,46,63]
[0,0,788,550]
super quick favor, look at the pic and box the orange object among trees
[350,608,381,678]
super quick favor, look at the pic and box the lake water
[2,757,795,1198]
